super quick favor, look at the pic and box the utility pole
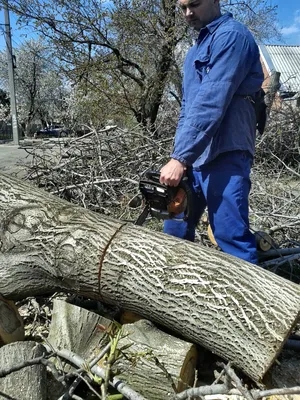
[3,0,19,145]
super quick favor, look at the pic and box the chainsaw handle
[145,170,188,184]
[145,170,161,183]
[178,176,193,220]
[141,169,193,221]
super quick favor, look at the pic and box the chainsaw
[134,170,276,254]
[135,170,193,226]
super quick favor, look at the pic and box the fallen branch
[175,362,300,400]
[258,247,300,260]
[260,253,300,268]
[43,344,147,400]
[270,151,300,179]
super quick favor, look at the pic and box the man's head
[178,0,221,31]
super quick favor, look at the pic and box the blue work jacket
[171,13,264,168]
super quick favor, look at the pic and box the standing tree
[221,0,280,42]
[0,38,67,135]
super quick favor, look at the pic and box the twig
[219,362,254,400]
[42,344,147,400]
[0,353,60,380]
[173,383,229,400]
[58,343,112,399]
[101,326,124,398]
[253,386,300,399]
[73,372,102,400]
[69,126,118,144]
[50,178,138,194]
[270,151,300,178]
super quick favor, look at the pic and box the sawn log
[0,173,300,381]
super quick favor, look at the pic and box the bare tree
[2,0,279,131]
[0,38,67,135]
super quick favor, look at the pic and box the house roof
[259,44,300,93]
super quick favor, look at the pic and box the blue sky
[0,0,300,51]
[274,0,300,45]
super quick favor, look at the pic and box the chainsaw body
[135,170,193,226]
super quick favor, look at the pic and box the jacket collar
[206,12,233,33]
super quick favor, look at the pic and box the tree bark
[115,319,197,399]
[0,342,47,400]
[0,173,300,381]
[266,71,281,109]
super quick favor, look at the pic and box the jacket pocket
[194,54,210,82]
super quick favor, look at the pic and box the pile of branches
[255,101,300,171]
[24,124,171,221]
[3,344,300,400]
[251,101,300,280]
[22,109,300,278]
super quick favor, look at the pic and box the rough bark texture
[115,319,197,399]
[0,173,300,382]
[0,342,46,400]
[0,173,122,300]
[99,225,300,381]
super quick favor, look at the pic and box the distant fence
[0,122,13,142]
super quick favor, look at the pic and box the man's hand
[160,159,186,186]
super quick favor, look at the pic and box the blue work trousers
[164,151,258,264]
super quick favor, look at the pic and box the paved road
[0,143,33,177]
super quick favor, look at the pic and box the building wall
[260,57,271,92]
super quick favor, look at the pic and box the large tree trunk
[0,173,300,382]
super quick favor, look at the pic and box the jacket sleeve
[171,31,255,166]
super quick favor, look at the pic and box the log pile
[0,172,300,398]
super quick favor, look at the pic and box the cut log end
[178,344,198,392]
[0,295,24,345]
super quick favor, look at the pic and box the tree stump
[47,299,112,365]
[0,342,46,400]
[47,300,197,398]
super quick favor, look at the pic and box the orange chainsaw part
[167,188,187,215]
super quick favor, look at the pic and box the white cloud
[281,24,300,35]
[294,10,300,24]
[281,10,300,36]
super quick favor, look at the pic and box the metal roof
[259,44,300,93]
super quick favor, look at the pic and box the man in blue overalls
[160,0,264,264]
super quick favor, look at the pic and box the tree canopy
[2,0,280,130]
[0,38,67,134]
